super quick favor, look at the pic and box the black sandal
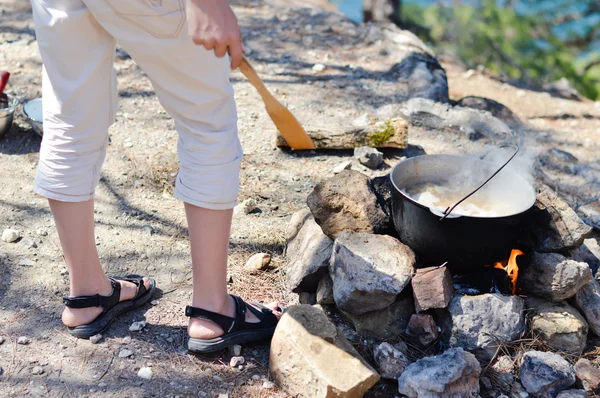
[62,274,156,339]
[186,295,279,353]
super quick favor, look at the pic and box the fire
[493,249,524,294]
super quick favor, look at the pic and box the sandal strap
[62,278,121,309]
[185,295,278,334]
[112,275,147,300]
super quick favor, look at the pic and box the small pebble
[18,258,35,267]
[17,336,30,345]
[150,300,159,306]
[354,146,384,169]
[1,229,20,243]
[123,336,132,343]
[137,367,153,380]
[251,375,261,381]
[233,198,259,216]
[18,237,37,249]
[0,336,5,345]
[312,63,326,72]
[243,253,271,272]
[89,334,102,344]
[98,382,107,388]
[262,381,275,389]
[129,321,147,332]
[118,349,133,358]
[36,229,48,237]
[217,394,229,398]
[212,375,223,382]
[332,161,352,174]
[166,337,174,343]
[31,366,44,375]
[229,356,245,368]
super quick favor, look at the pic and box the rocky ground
[1,0,600,397]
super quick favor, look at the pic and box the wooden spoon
[238,57,315,150]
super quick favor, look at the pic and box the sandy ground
[1,0,599,397]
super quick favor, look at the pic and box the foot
[62,277,151,327]
[188,295,282,340]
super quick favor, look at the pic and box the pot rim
[390,153,537,219]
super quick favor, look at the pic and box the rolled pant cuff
[33,184,95,202]
[174,187,237,210]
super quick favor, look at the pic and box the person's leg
[80,0,280,340]
[30,0,150,329]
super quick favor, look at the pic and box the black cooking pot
[390,154,536,270]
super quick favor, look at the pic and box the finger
[228,42,243,70]
[214,42,228,58]
[203,38,216,51]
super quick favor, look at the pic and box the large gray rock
[520,185,592,253]
[519,351,576,398]
[570,238,600,275]
[575,358,600,393]
[269,305,379,397]
[455,96,522,128]
[557,390,589,398]
[373,342,411,380]
[398,347,481,398]
[316,274,334,305]
[448,294,525,360]
[518,252,592,302]
[525,297,588,355]
[341,292,414,339]
[330,231,415,314]
[307,170,390,239]
[398,97,514,141]
[285,209,333,293]
[573,280,600,336]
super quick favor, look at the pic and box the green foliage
[402,0,600,100]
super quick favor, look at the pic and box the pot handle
[430,206,462,219]
[440,144,519,221]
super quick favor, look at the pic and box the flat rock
[574,280,600,336]
[316,274,334,305]
[244,253,271,272]
[31,366,44,375]
[332,160,352,174]
[18,258,35,267]
[354,146,384,169]
[307,170,390,239]
[575,358,600,393]
[518,252,592,302]
[519,351,576,398]
[129,321,147,332]
[341,292,414,339]
[234,198,259,215]
[411,266,454,312]
[330,231,414,314]
[17,336,30,345]
[525,297,588,355]
[270,305,379,398]
[373,342,411,380]
[557,390,589,398]
[405,313,439,347]
[520,185,592,252]
[398,347,481,398]
[230,356,245,368]
[285,209,333,293]
[448,294,525,360]
[89,334,102,344]
[119,349,133,358]
[1,229,20,243]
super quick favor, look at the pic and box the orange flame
[491,249,523,294]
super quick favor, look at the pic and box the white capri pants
[31,0,243,209]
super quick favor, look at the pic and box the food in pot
[402,181,515,217]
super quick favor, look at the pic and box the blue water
[331,0,598,44]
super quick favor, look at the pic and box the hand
[186,0,243,69]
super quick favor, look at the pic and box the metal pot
[0,94,18,138]
[390,154,536,270]
[23,98,43,136]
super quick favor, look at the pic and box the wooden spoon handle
[238,57,275,105]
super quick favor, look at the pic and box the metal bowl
[23,98,43,136]
[0,94,19,138]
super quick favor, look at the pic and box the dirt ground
[1,0,599,397]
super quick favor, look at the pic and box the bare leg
[49,199,150,327]
[185,203,281,339]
